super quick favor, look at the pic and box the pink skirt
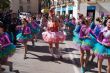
[42,31,66,43]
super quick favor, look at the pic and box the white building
[79,0,110,20]
[53,0,110,20]
[53,0,79,19]
[10,0,41,13]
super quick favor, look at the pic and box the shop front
[68,6,73,19]
[87,6,96,21]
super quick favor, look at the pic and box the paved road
[3,39,107,73]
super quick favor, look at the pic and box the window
[27,0,30,3]
[19,0,22,4]
[51,0,54,5]
[19,6,23,12]
[27,5,31,12]
[69,0,73,3]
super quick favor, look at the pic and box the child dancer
[16,18,32,59]
[79,19,96,73]
[73,19,82,48]
[68,17,76,36]
[29,16,40,45]
[93,17,104,37]
[90,17,104,62]
[42,7,66,60]
[93,18,110,73]
[0,21,15,71]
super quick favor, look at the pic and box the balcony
[87,0,97,4]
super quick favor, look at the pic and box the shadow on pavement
[88,70,106,73]
[59,58,73,64]
[61,48,79,55]
[87,61,107,71]
[27,45,49,53]
[26,46,81,65]
[62,48,78,52]
[26,52,61,64]
[12,70,20,73]
[16,43,23,48]
[26,52,75,65]
[72,58,80,67]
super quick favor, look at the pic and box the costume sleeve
[2,34,11,47]
[97,32,104,42]
[89,28,97,38]
[79,26,85,38]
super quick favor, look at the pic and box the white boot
[56,48,62,59]
[49,48,56,58]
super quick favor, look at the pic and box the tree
[0,0,10,11]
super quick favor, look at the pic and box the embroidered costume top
[22,25,31,35]
[98,29,110,46]
[0,33,11,48]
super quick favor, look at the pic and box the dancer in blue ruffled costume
[28,16,40,45]
[0,21,15,71]
[90,17,104,62]
[64,15,70,26]
[79,19,96,73]
[73,14,85,49]
[73,21,82,47]
[16,18,32,59]
[93,17,104,37]
[93,18,110,73]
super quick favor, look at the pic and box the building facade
[53,0,79,19]
[10,0,41,13]
[80,0,110,20]
[53,0,110,20]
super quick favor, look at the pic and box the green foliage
[0,0,10,10]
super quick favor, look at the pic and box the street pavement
[2,38,108,73]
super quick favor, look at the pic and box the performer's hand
[84,36,90,38]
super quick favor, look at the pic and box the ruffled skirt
[16,33,32,43]
[73,32,82,46]
[42,31,66,43]
[0,43,16,58]
[93,43,110,58]
[80,34,97,51]
[64,22,75,27]
[31,27,40,35]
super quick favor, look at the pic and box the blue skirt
[31,27,40,35]
[93,43,110,57]
[64,22,68,26]
[64,22,75,27]
[16,33,32,43]
[0,43,16,58]
[73,32,82,45]
[81,35,96,51]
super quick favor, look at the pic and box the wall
[10,0,40,13]
[79,1,110,19]
[10,0,19,13]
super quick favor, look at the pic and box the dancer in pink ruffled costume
[42,7,66,60]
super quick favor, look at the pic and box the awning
[62,7,66,11]
[56,8,61,11]
[87,6,96,10]
[68,6,73,10]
